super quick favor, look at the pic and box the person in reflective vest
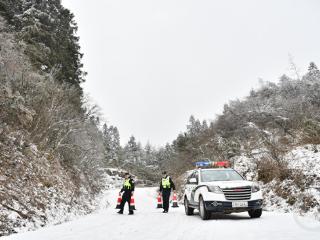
[159,171,175,213]
[117,172,135,215]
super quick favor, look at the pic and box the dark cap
[162,171,167,175]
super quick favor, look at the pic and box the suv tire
[248,209,262,218]
[184,197,194,216]
[199,196,210,220]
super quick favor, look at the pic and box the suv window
[200,169,243,182]
[187,171,197,184]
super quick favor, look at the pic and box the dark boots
[118,210,134,215]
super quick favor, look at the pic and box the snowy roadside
[233,144,320,221]
[0,168,125,236]
[2,187,320,240]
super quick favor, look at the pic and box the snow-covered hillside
[2,187,320,240]
[234,144,320,220]
[0,167,125,235]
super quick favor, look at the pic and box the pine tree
[306,62,320,81]
[0,0,85,90]
[143,142,157,165]
[102,123,121,165]
[124,136,142,164]
[202,120,209,131]
[187,115,202,137]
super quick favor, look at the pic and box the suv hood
[203,180,253,188]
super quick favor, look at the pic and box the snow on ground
[2,187,320,240]
[285,145,320,178]
[233,145,320,216]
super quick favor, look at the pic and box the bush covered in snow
[233,145,320,219]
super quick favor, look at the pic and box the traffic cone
[129,194,136,211]
[156,193,163,208]
[115,193,122,209]
[171,192,179,208]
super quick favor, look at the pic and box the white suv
[183,168,263,220]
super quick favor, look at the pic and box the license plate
[232,201,248,208]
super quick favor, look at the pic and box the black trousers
[162,189,171,211]
[119,192,133,213]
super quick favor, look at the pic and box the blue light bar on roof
[194,161,212,167]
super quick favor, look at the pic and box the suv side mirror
[189,178,197,184]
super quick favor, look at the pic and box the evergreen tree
[306,62,320,81]
[202,120,209,131]
[143,142,157,165]
[0,0,85,90]
[187,115,202,137]
[102,123,121,165]
[124,136,142,164]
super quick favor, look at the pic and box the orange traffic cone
[129,194,136,210]
[156,193,163,208]
[115,193,122,209]
[171,192,179,208]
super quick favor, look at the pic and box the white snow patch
[2,188,320,240]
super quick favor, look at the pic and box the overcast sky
[62,0,320,146]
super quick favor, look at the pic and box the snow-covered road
[3,187,320,240]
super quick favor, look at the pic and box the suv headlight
[252,184,260,193]
[207,186,223,194]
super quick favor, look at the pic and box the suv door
[185,171,195,202]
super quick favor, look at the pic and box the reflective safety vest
[123,179,132,190]
[162,177,171,189]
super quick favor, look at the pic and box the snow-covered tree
[123,136,142,164]
[102,124,121,165]
[187,115,202,137]
[304,62,320,82]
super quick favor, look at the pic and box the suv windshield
[200,169,243,182]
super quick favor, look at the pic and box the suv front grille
[222,186,251,200]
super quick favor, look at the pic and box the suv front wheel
[248,209,262,218]
[199,196,210,220]
[184,197,194,216]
